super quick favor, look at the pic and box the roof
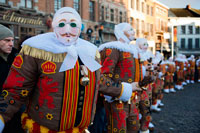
[169,6,200,17]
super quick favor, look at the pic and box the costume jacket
[0,33,101,132]
[196,59,200,81]
[164,61,175,89]
[188,58,195,80]
[175,58,184,85]
[98,41,143,132]
[98,41,140,101]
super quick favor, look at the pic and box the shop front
[0,8,50,51]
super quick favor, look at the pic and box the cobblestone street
[152,83,200,133]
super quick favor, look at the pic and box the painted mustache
[60,32,77,37]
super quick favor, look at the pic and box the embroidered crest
[128,78,133,83]
[35,105,39,110]
[116,103,123,109]
[39,111,44,118]
[12,55,23,68]
[115,74,119,78]
[119,129,126,133]
[9,99,15,105]
[41,61,56,74]
[123,52,131,58]
[21,90,29,97]
[106,49,112,56]
[46,113,53,120]
[38,76,58,109]
[0,90,8,99]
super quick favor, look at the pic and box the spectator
[86,25,93,41]
[98,25,104,43]
[0,24,24,133]
[0,7,101,132]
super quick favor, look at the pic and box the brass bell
[80,77,90,86]
[80,65,90,86]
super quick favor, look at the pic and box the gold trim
[0,115,4,124]
[20,45,66,62]
[118,84,124,98]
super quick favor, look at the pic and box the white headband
[114,23,133,43]
[52,7,82,29]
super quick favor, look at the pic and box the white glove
[104,95,114,103]
[158,72,163,78]
[177,66,180,70]
[0,118,4,133]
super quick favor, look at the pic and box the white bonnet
[52,7,82,29]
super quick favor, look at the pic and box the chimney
[186,4,191,9]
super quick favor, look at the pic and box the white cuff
[118,82,132,102]
[0,119,4,133]
[104,95,114,103]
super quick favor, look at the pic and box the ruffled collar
[22,32,101,72]
[98,41,138,59]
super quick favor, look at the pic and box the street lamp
[171,24,174,58]
[168,19,176,59]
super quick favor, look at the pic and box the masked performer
[0,7,101,133]
[99,23,144,133]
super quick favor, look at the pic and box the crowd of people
[0,6,200,133]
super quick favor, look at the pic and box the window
[115,8,118,23]
[124,12,127,22]
[110,9,114,22]
[142,20,145,33]
[101,6,104,21]
[0,0,6,3]
[188,38,193,49]
[196,26,200,34]
[150,7,153,16]
[130,17,134,27]
[21,0,33,8]
[136,19,139,36]
[89,1,95,21]
[136,0,140,11]
[142,2,144,13]
[119,11,123,23]
[73,0,80,13]
[188,26,193,34]
[147,23,150,35]
[181,26,186,34]
[161,20,164,31]
[54,0,62,12]
[106,7,109,20]
[195,38,200,48]
[131,0,134,9]
[181,38,185,49]
[146,5,149,15]
[150,24,153,36]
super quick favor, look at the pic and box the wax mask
[124,26,135,41]
[139,42,148,52]
[53,13,81,45]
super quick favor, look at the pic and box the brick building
[0,0,100,49]
[124,0,169,55]
[168,5,200,57]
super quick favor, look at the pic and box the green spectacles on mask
[58,22,77,28]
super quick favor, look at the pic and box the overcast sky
[157,0,200,9]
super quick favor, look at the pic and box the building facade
[169,5,200,57]
[0,0,100,49]
[98,0,127,42]
[124,0,169,55]
[154,0,169,56]
[0,0,51,50]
